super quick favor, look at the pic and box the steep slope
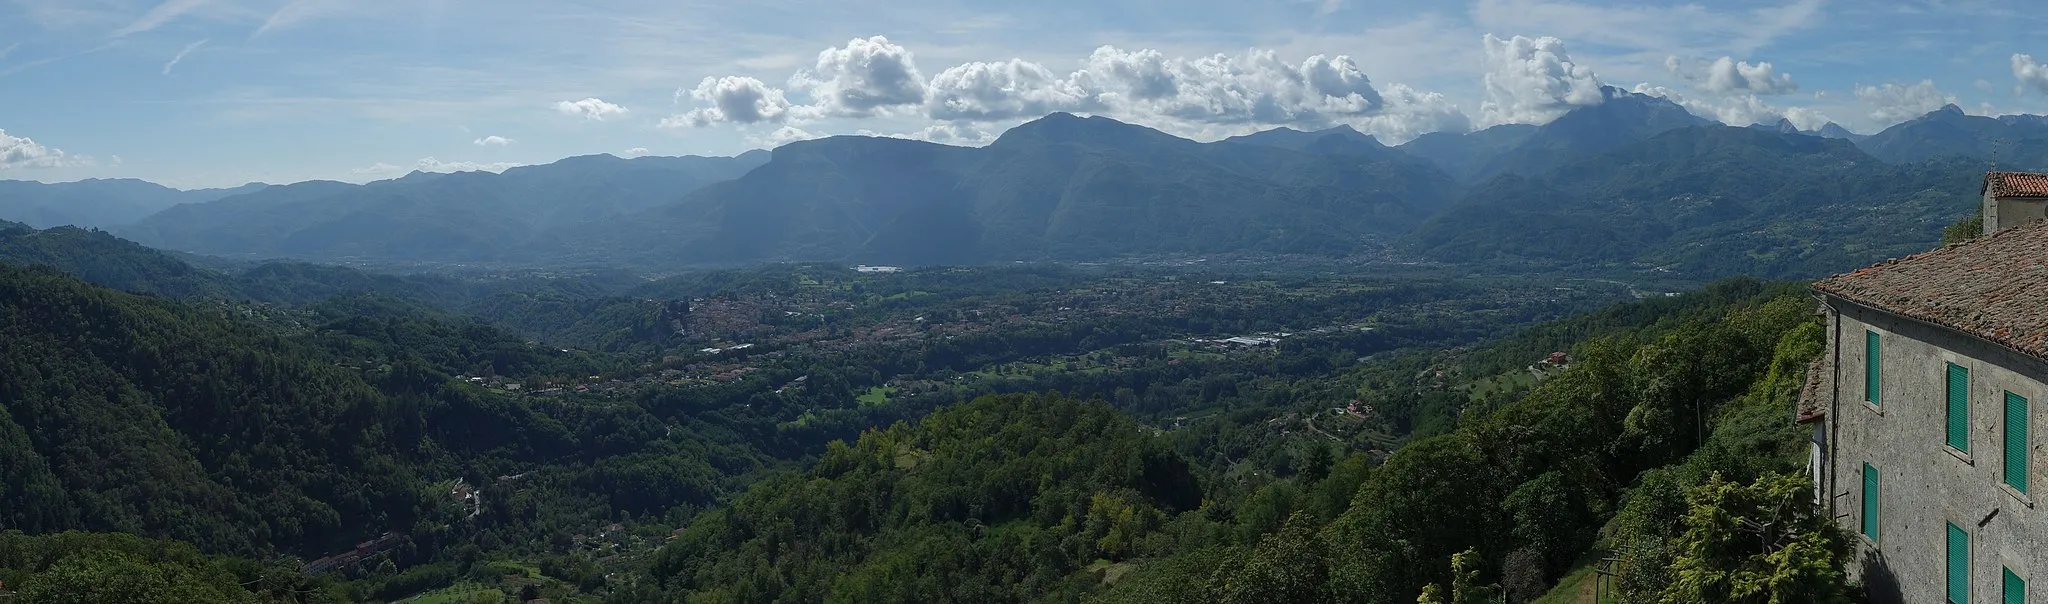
[122,152,770,262]
[1815,122,1867,143]
[1223,124,1384,152]
[1470,87,1712,180]
[0,221,237,299]
[0,260,627,558]
[1396,124,1539,181]
[1855,104,2048,169]
[572,113,1459,266]
[1403,125,1979,278]
[0,179,267,229]
[0,262,419,554]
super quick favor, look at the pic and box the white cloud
[162,38,206,75]
[1667,56,1797,95]
[1478,34,1606,127]
[2013,54,2048,95]
[472,135,515,146]
[925,58,1097,121]
[111,0,213,37]
[351,157,523,179]
[1341,83,1473,143]
[350,162,401,176]
[665,76,804,127]
[676,39,1417,136]
[414,157,520,173]
[788,36,927,117]
[0,129,78,170]
[753,126,822,147]
[1854,80,1957,123]
[1071,46,1387,127]
[907,122,999,145]
[623,147,650,157]
[554,98,628,121]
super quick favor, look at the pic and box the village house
[1801,171,2048,604]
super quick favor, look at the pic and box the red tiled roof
[1813,218,2048,361]
[1796,355,1831,423]
[1983,171,2048,198]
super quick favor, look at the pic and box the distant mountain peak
[1938,103,1966,115]
[990,112,1183,149]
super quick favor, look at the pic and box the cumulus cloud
[0,129,78,170]
[1479,34,1605,127]
[1854,80,1957,123]
[623,147,650,157]
[1631,83,1829,130]
[925,59,1098,121]
[1342,83,1473,143]
[789,36,928,117]
[2014,54,2048,95]
[1667,56,1797,95]
[671,37,1507,143]
[472,135,515,146]
[664,76,806,127]
[676,40,1415,133]
[1071,46,1387,126]
[554,98,628,121]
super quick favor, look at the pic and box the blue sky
[3,0,2046,188]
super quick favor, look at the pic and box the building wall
[1828,298,2048,604]
[1985,193,2048,233]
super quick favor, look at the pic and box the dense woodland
[0,224,1856,603]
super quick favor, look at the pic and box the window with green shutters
[1949,363,1970,452]
[1861,463,1878,540]
[1865,330,1881,406]
[1949,523,1971,604]
[2005,567,2026,604]
[2007,391,2030,494]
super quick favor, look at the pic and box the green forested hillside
[1405,125,1982,278]
[613,278,1834,603]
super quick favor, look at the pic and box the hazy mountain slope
[572,113,1460,266]
[1396,123,1538,181]
[121,152,770,262]
[0,179,267,229]
[1403,125,1980,278]
[1856,104,2048,170]
[1470,87,1712,180]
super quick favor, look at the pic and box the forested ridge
[623,279,1846,603]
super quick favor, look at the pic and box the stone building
[1803,181,2048,604]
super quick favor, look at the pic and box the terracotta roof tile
[1813,218,2048,360]
[1796,354,1831,423]
[1983,171,2048,198]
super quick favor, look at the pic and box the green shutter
[2007,391,2030,493]
[1861,463,1879,540]
[1949,363,1971,452]
[1866,330,1882,405]
[2006,567,2026,604]
[1949,523,1971,604]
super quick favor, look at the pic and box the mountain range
[0,86,2027,279]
